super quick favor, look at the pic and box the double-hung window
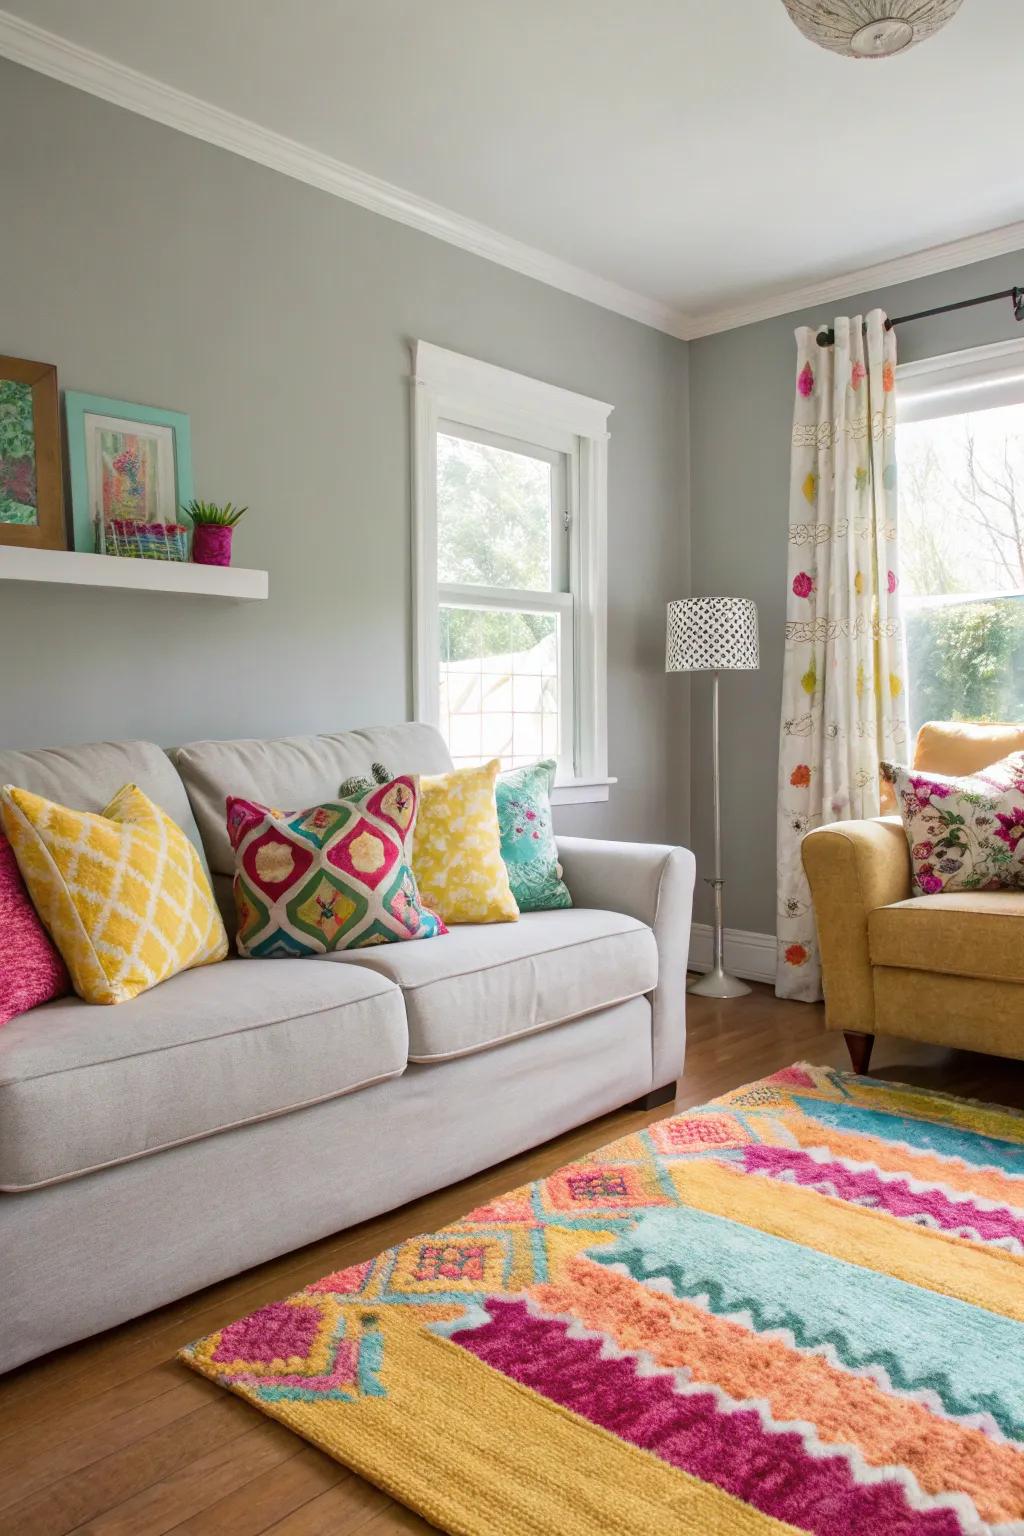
[411,343,613,803]
[897,338,1024,732]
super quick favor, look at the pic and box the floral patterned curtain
[776,311,906,1001]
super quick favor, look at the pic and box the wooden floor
[3,986,1024,1535]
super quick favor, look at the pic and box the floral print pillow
[883,752,1024,895]
[496,760,572,912]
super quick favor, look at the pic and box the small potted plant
[182,500,248,567]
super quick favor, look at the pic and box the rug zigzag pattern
[181,1062,1024,1535]
[605,1263,1020,1439]
[488,1295,1001,1536]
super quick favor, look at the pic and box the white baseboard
[688,924,776,986]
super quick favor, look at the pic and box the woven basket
[105,520,190,561]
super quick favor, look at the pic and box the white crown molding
[6,7,1024,345]
[688,923,776,986]
[687,220,1024,339]
[0,8,692,342]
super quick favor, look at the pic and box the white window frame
[411,341,614,804]
[436,419,574,782]
[896,336,1024,729]
[897,336,1024,600]
[898,336,1024,423]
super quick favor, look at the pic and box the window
[412,342,613,803]
[898,339,1024,735]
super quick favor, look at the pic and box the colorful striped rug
[180,1064,1024,1535]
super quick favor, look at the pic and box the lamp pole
[688,670,750,998]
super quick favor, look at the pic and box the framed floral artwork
[65,392,193,554]
[0,355,66,549]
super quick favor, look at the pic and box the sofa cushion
[0,958,407,1190]
[0,740,207,869]
[868,891,1024,985]
[328,908,658,1061]
[174,724,453,877]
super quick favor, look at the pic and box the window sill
[550,777,617,806]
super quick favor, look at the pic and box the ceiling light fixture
[780,1,964,59]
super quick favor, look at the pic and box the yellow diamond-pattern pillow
[412,760,519,924]
[0,783,228,1004]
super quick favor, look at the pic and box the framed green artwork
[0,355,65,549]
[65,392,193,554]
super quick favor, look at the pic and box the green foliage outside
[442,607,550,664]
[907,599,1024,731]
[0,379,37,525]
[437,433,555,662]
[440,606,555,668]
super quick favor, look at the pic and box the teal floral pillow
[496,760,571,912]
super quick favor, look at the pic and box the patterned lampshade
[666,597,759,673]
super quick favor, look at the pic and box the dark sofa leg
[844,1031,875,1074]
[631,1082,677,1111]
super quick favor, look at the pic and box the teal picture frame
[65,391,193,553]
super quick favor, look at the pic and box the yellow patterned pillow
[413,760,519,924]
[0,783,228,1004]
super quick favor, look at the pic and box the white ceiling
[3,0,1023,335]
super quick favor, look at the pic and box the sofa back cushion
[174,724,453,877]
[879,720,1024,816]
[914,720,1024,778]
[0,740,206,868]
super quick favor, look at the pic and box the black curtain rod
[815,286,1024,347]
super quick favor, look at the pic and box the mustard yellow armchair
[802,721,1024,1073]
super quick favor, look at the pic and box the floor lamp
[666,596,759,999]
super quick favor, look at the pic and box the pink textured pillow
[0,833,69,1025]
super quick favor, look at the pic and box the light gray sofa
[0,723,694,1373]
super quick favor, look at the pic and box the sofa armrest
[556,837,696,1089]
[801,816,911,1033]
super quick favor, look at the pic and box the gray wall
[689,250,1024,934]
[0,59,690,847]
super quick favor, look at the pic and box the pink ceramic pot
[192,524,233,566]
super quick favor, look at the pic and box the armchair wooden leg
[844,1031,875,1074]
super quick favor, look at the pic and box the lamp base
[687,966,751,999]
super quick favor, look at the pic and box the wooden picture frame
[65,392,193,555]
[0,355,66,550]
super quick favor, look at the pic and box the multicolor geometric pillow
[0,783,227,1004]
[0,833,69,1025]
[412,760,519,925]
[496,760,571,912]
[883,752,1024,894]
[228,775,447,956]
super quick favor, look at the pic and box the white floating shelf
[0,545,268,600]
